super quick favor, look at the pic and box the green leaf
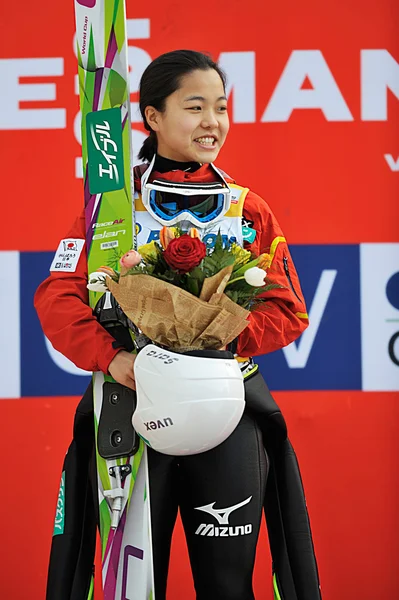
[201,251,234,278]
[187,267,206,285]
[186,276,200,296]
[185,267,206,297]
[214,231,224,253]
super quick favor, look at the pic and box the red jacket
[34,164,308,374]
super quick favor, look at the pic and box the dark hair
[138,50,227,162]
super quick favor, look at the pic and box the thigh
[179,413,268,600]
[148,449,179,600]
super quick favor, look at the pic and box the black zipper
[283,256,302,302]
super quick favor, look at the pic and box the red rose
[163,234,206,273]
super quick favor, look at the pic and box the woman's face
[146,68,230,164]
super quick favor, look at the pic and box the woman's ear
[144,106,161,132]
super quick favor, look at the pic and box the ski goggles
[142,179,231,227]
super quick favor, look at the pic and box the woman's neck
[153,154,202,173]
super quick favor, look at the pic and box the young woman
[36,50,320,600]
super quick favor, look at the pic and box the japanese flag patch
[50,238,85,273]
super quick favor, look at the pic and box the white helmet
[132,345,245,456]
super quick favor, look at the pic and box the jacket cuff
[98,344,123,375]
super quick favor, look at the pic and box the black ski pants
[149,412,269,600]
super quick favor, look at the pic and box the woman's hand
[108,350,136,390]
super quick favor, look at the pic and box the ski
[74,0,154,598]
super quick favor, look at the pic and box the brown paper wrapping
[106,272,250,351]
[199,265,233,301]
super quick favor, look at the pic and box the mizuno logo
[195,523,252,537]
[194,496,253,537]
[195,496,252,525]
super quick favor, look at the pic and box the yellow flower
[230,243,252,266]
[138,241,159,262]
[258,253,272,269]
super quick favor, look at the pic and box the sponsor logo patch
[53,471,65,536]
[50,238,85,273]
[194,496,253,537]
[242,226,256,243]
[86,108,125,194]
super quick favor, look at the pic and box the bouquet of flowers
[88,227,281,351]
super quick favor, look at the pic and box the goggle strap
[150,179,227,191]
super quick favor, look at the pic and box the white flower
[87,272,108,292]
[244,267,267,287]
